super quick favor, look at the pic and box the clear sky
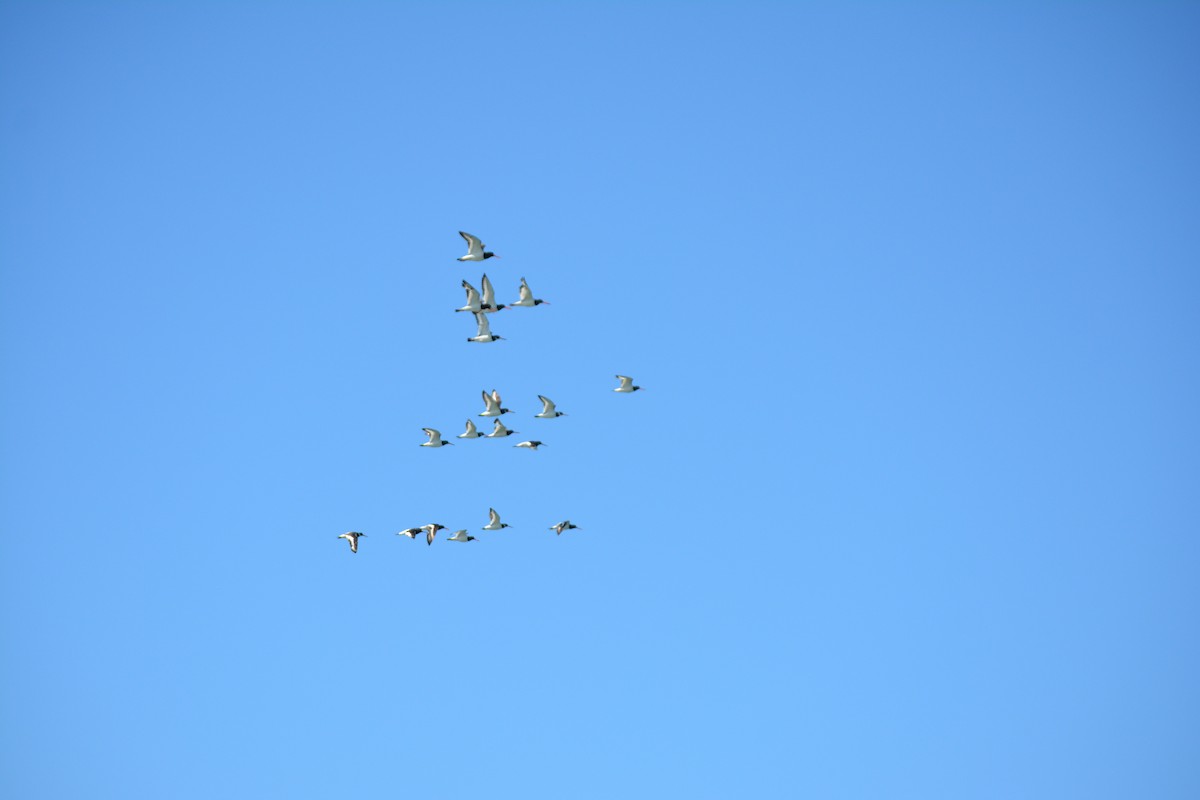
[2,2,1198,798]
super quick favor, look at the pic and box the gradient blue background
[2,2,1198,797]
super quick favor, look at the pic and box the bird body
[457,231,499,262]
[479,389,512,417]
[467,312,503,343]
[338,531,366,552]
[421,523,446,546]
[457,419,484,439]
[483,508,510,531]
[510,277,548,308]
[534,395,565,418]
[448,529,476,543]
[420,428,453,447]
[613,375,642,393]
[550,520,578,536]
[486,419,517,438]
[514,440,546,450]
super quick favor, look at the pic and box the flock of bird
[337,231,641,554]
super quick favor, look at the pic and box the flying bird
[420,428,453,447]
[448,529,476,543]
[485,419,517,438]
[456,280,484,314]
[514,440,546,450]
[457,231,499,262]
[510,277,548,308]
[421,523,446,546]
[338,531,366,553]
[613,375,642,393]
[534,395,565,418]
[467,311,503,343]
[549,520,578,536]
[397,528,423,539]
[457,419,484,439]
[480,274,505,313]
[479,390,512,417]
[482,508,510,530]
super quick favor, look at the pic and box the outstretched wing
[481,273,497,306]
[459,231,484,258]
[481,390,498,413]
[461,419,478,436]
[422,427,441,443]
[462,280,481,305]
[474,312,492,337]
[488,507,501,526]
[519,277,534,303]
[538,395,556,415]
[616,375,634,390]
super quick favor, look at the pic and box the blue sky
[2,2,1198,797]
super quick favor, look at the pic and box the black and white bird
[534,395,565,418]
[480,274,505,313]
[467,311,503,343]
[514,440,546,450]
[421,523,446,546]
[510,277,548,308]
[456,280,484,314]
[457,231,499,262]
[397,528,423,539]
[338,531,366,552]
[486,419,517,438]
[613,375,643,393]
[420,428,453,447]
[448,529,476,543]
[457,419,484,439]
[483,508,510,530]
[479,389,512,417]
[549,520,578,536]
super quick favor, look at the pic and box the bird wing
[491,389,503,406]
[481,273,497,306]
[474,312,491,337]
[491,419,508,434]
[462,419,477,436]
[459,231,484,257]
[616,375,633,390]
[481,390,498,413]
[538,395,556,415]
[462,280,481,305]
[488,507,501,526]
[426,528,435,545]
[422,428,440,443]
